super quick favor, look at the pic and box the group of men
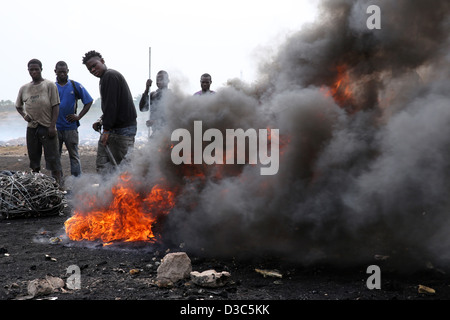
[15,51,215,189]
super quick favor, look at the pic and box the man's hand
[143,79,153,97]
[23,114,32,122]
[93,121,102,132]
[66,114,80,123]
[101,132,109,146]
[146,79,153,90]
[48,126,57,138]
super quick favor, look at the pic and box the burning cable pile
[64,173,176,244]
[0,171,67,219]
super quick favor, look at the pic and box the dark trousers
[26,125,63,184]
[96,125,136,174]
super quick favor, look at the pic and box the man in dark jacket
[82,50,137,173]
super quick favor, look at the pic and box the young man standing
[139,70,171,133]
[193,73,215,96]
[55,61,93,177]
[16,59,63,186]
[82,50,137,173]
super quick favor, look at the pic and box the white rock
[190,269,231,288]
[27,276,65,298]
[156,252,192,286]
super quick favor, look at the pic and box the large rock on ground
[156,252,192,287]
[27,276,65,298]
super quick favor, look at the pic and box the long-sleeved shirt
[99,69,137,131]
[139,88,170,127]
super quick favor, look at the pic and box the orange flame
[331,65,352,103]
[321,64,355,111]
[64,173,175,243]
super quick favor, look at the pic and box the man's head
[27,59,43,81]
[156,70,170,89]
[55,61,69,84]
[200,73,212,92]
[82,50,107,78]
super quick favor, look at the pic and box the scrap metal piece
[255,268,283,278]
[96,129,118,166]
[418,284,436,295]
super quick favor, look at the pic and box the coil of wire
[0,171,67,219]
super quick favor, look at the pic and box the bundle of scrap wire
[0,171,67,219]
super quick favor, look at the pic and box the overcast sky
[0,0,319,102]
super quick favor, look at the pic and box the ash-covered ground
[1,146,450,306]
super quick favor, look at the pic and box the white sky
[0,0,319,102]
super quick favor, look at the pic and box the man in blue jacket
[55,61,93,177]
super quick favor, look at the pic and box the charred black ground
[2,203,450,302]
[0,148,450,303]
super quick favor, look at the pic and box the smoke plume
[69,0,450,270]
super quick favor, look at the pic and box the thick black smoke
[69,0,450,270]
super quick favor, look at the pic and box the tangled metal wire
[0,171,67,219]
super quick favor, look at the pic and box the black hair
[28,58,42,69]
[201,73,212,81]
[82,50,102,64]
[157,70,170,80]
[55,61,68,69]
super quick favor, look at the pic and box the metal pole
[148,47,152,138]
[96,129,118,167]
